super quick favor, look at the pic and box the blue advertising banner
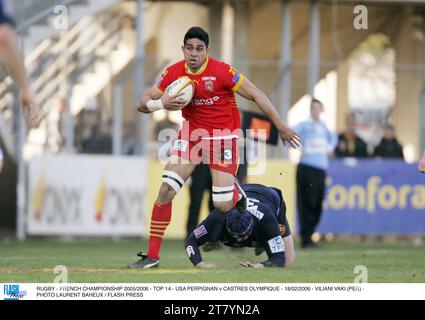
[317,159,425,235]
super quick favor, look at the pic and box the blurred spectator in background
[45,98,67,153]
[373,124,404,159]
[122,122,138,155]
[0,0,40,126]
[75,108,99,152]
[335,113,368,158]
[153,110,179,139]
[0,145,3,173]
[418,151,425,173]
[293,98,337,249]
[82,120,112,154]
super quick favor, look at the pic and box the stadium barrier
[318,159,425,235]
[26,157,424,238]
[27,155,148,236]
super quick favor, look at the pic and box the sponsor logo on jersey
[205,80,214,92]
[246,198,264,220]
[192,96,220,106]
[202,76,216,81]
[173,140,189,152]
[268,236,284,253]
[194,225,208,238]
[186,245,195,257]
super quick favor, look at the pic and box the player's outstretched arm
[0,25,31,101]
[0,25,41,127]
[418,151,425,173]
[235,78,300,148]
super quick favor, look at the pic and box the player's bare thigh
[210,168,235,213]
[157,155,197,204]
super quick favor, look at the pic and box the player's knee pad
[212,185,234,203]
[162,170,185,193]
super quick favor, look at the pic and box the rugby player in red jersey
[128,26,300,269]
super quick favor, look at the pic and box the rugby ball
[165,77,194,107]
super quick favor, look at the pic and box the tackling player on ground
[129,27,300,269]
[185,184,295,268]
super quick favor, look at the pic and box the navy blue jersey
[0,0,15,27]
[185,184,291,267]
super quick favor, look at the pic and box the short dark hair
[383,123,395,132]
[184,27,209,48]
[311,98,323,106]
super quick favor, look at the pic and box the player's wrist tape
[146,99,164,112]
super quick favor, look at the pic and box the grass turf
[0,239,424,283]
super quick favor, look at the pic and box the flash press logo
[3,284,27,300]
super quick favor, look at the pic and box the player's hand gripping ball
[165,76,195,107]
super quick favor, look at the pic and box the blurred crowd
[335,113,405,160]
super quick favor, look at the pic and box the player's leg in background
[186,164,211,238]
[296,164,307,246]
[297,164,324,248]
[311,169,326,238]
[147,158,197,260]
[302,166,325,247]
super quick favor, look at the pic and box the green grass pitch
[0,239,424,283]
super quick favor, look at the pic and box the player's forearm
[283,235,295,267]
[185,234,204,266]
[137,89,163,113]
[0,26,30,92]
